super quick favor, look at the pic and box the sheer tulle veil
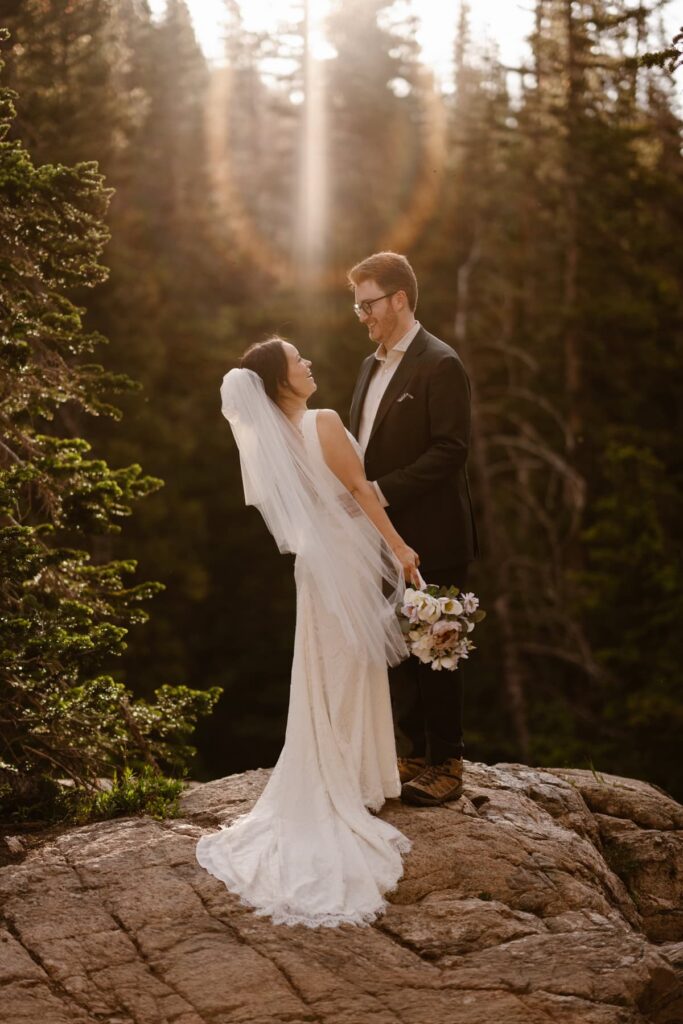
[220,368,408,668]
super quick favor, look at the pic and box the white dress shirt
[358,320,421,507]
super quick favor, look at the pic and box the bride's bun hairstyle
[239,337,290,403]
[240,336,306,403]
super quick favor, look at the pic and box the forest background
[1,0,682,811]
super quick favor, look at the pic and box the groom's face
[354,278,400,348]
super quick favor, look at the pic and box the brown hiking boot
[401,757,464,806]
[397,756,426,785]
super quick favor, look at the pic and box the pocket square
[397,392,414,403]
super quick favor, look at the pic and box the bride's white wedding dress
[195,407,411,928]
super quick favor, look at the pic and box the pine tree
[0,0,144,169]
[0,28,220,819]
[78,1,288,777]
[80,0,242,699]
[325,0,424,270]
[433,0,683,791]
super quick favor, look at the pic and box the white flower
[440,596,463,616]
[417,595,441,623]
[409,622,430,647]
[432,619,460,637]
[402,588,435,623]
[467,621,475,633]
[431,655,458,671]
[461,592,479,614]
[408,631,433,658]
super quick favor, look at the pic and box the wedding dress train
[195,409,411,928]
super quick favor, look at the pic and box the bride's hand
[392,542,421,586]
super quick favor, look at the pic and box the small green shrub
[62,765,185,824]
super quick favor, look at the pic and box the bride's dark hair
[239,336,305,403]
[239,337,290,403]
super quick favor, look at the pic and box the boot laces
[417,764,445,786]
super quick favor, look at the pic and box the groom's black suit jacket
[349,326,479,569]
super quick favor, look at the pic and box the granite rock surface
[1,761,682,1024]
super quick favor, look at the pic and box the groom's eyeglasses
[353,291,398,318]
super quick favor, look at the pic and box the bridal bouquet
[399,580,486,671]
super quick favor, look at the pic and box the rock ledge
[1,761,682,1023]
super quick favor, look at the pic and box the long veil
[220,368,408,668]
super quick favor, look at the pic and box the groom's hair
[240,337,290,404]
[347,252,418,312]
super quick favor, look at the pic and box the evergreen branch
[639,26,683,72]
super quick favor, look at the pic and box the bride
[195,336,420,928]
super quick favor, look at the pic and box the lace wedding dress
[195,406,411,928]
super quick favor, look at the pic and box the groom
[348,252,479,806]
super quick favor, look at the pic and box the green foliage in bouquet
[0,30,221,823]
[423,584,487,625]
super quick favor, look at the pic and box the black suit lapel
[367,328,427,447]
[350,356,376,438]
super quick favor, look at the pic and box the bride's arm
[315,410,420,581]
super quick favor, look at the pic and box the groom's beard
[368,312,399,347]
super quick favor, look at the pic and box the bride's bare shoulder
[315,408,343,425]
[315,409,348,446]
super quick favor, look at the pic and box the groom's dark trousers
[349,326,479,765]
[390,562,469,762]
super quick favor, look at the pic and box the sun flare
[150,1,540,85]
